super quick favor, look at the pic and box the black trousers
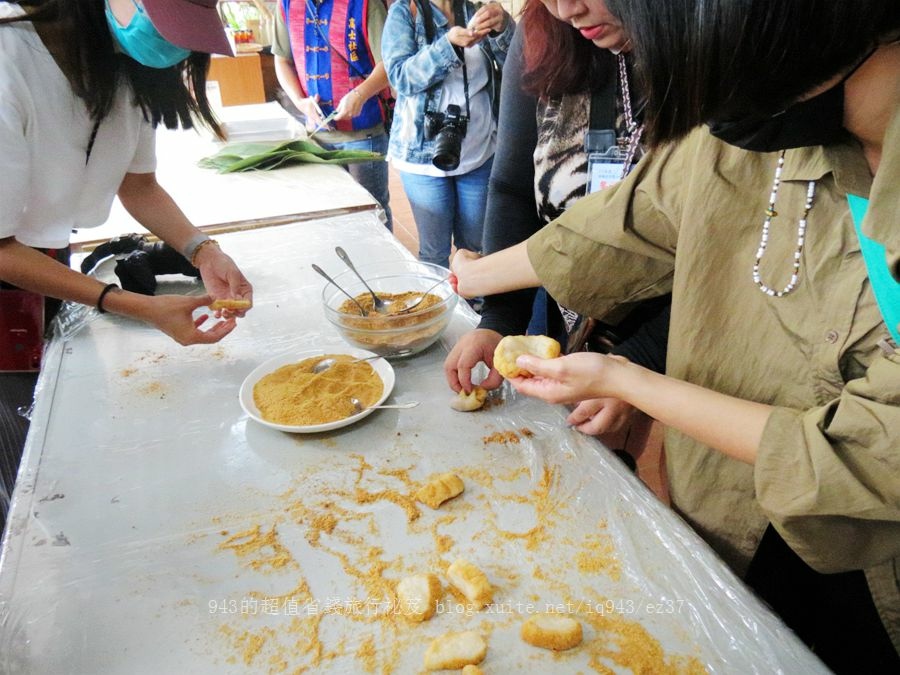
[0,372,38,535]
[745,525,899,674]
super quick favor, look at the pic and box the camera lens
[432,126,463,171]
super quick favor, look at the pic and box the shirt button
[825,330,839,344]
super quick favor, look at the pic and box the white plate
[239,348,395,433]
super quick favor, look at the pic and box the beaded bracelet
[96,283,119,314]
[181,233,210,263]
[189,238,220,267]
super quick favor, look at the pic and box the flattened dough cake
[521,613,583,651]
[209,298,252,311]
[423,630,487,670]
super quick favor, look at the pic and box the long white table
[0,213,826,674]
[71,105,380,250]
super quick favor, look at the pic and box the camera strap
[414,0,437,43]
[414,0,471,120]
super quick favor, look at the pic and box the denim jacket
[382,1,514,165]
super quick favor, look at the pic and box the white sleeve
[127,118,157,174]
[0,77,29,239]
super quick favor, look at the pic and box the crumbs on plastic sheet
[218,524,296,571]
[482,430,521,445]
[139,381,167,398]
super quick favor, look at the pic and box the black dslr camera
[424,103,468,171]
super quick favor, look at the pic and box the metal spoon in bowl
[395,277,447,314]
[334,246,393,314]
[311,263,368,316]
[312,354,384,374]
[350,398,419,413]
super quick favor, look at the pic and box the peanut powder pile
[337,292,448,352]
[338,291,442,321]
[253,355,382,426]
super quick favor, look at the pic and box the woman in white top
[0,0,253,344]
[0,0,254,524]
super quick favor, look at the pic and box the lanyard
[847,194,900,344]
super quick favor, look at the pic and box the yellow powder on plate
[253,354,383,426]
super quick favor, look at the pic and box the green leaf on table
[198,140,383,173]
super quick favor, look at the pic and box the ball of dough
[450,386,488,412]
[493,335,561,379]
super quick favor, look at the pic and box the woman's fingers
[515,354,560,379]
[469,4,506,34]
[567,399,605,426]
[196,318,237,343]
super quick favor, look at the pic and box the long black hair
[2,0,221,136]
[604,0,900,146]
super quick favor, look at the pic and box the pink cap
[142,0,234,56]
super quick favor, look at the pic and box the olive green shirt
[272,0,387,143]
[527,106,900,650]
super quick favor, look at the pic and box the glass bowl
[321,261,457,358]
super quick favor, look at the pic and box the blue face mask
[105,0,191,69]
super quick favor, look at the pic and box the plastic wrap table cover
[0,212,826,674]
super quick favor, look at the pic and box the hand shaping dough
[415,473,465,509]
[209,298,251,311]
[423,630,487,670]
[520,613,583,651]
[450,386,488,412]
[493,335,561,379]
[446,558,492,609]
[396,573,442,622]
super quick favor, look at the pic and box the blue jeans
[317,133,392,231]
[399,157,493,268]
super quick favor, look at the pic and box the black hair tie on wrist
[96,283,119,314]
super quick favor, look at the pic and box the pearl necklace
[752,151,817,297]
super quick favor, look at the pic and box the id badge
[584,129,628,194]
[586,153,627,194]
